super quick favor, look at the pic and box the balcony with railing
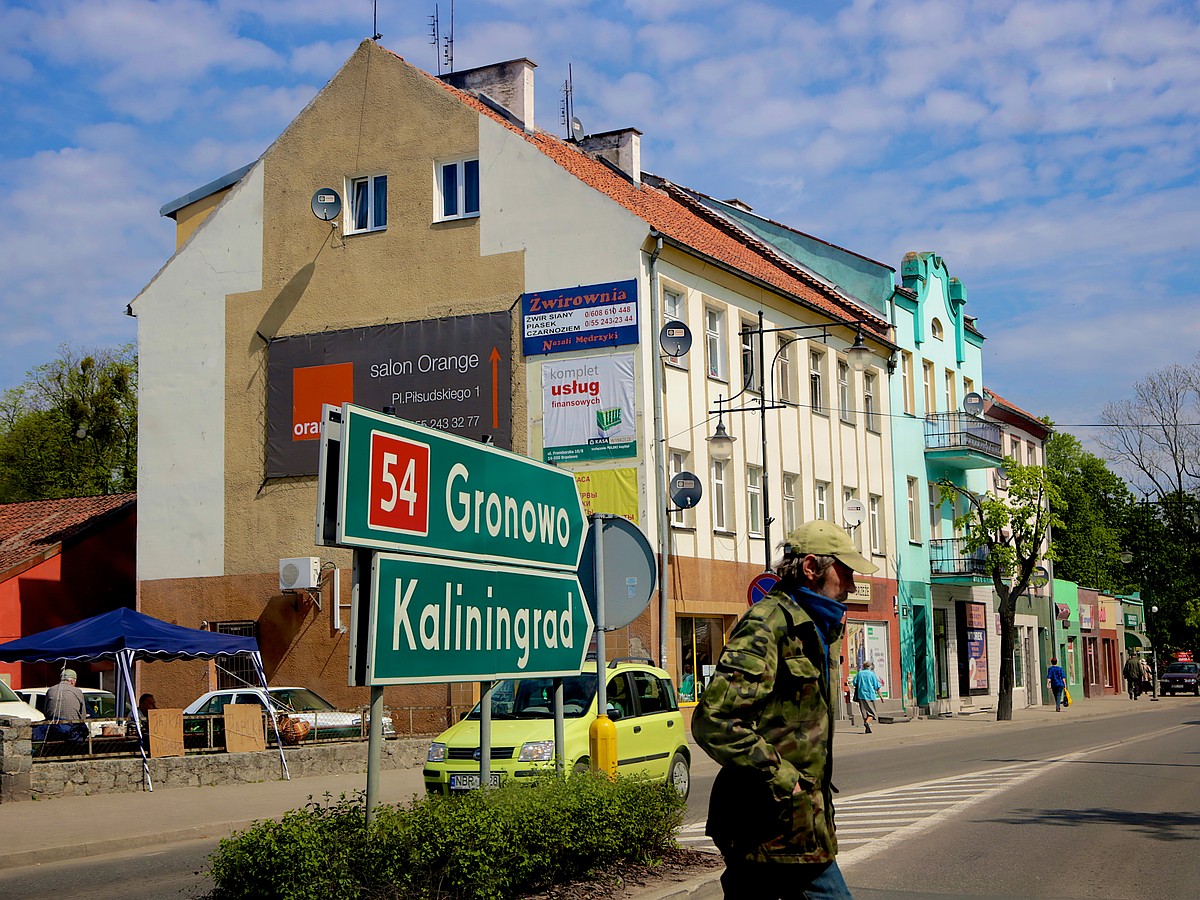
[924,413,1002,470]
[929,537,989,579]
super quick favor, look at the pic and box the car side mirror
[606,704,623,721]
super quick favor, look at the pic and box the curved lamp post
[708,310,872,571]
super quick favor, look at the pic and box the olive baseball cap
[785,520,878,575]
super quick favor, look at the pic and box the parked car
[1159,661,1200,696]
[0,681,45,723]
[18,687,119,737]
[183,687,394,740]
[424,658,691,799]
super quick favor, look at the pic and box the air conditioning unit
[279,557,321,591]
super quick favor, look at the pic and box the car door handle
[633,725,642,733]
[667,720,675,727]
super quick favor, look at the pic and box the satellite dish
[570,116,585,142]
[311,188,342,222]
[659,321,692,358]
[669,471,702,510]
[843,498,865,528]
[963,391,984,416]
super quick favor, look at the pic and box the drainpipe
[648,232,668,668]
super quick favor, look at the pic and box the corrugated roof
[0,494,135,578]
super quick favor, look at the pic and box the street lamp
[1147,604,1160,701]
[708,310,872,571]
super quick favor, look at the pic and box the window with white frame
[663,287,687,368]
[747,465,763,536]
[929,483,942,540]
[1011,437,1023,465]
[931,317,944,340]
[944,369,956,414]
[777,335,796,404]
[436,157,480,221]
[669,449,692,527]
[711,459,729,531]
[864,371,879,431]
[346,174,387,234]
[783,473,798,536]
[923,360,935,413]
[815,481,829,521]
[907,477,920,542]
[810,350,825,414]
[1027,440,1038,466]
[741,322,761,393]
[963,376,975,398]
[706,307,727,381]
[838,360,852,422]
[868,495,882,554]
[901,351,914,414]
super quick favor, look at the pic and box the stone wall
[0,716,427,802]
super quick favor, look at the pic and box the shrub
[207,773,685,900]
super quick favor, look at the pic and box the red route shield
[367,431,430,535]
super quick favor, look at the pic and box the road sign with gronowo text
[335,403,587,570]
[366,553,594,683]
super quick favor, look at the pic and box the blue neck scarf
[794,586,847,646]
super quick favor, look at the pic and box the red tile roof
[0,494,135,578]
[398,49,891,339]
[984,388,1051,435]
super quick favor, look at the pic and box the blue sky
[2,0,1198,452]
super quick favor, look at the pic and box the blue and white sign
[521,279,639,356]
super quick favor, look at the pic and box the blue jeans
[720,859,853,899]
[1052,685,1064,710]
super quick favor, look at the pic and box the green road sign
[366,553,594,684]
[336,403,586,570]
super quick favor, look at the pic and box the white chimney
[441,58,536,132]
[579,128,643,185]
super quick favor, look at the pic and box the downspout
[648,232,668,668]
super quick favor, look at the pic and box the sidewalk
[0,693,1150,898]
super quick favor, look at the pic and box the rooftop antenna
[372,0,382,41]
[429,4,441,74]
[442,0,455,74]
[561,64,574,139]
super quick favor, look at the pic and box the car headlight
[427,742,446,763]
[518,740,555,762]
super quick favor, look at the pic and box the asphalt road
[3,699,1195,899]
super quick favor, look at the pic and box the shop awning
[1124,631,1150,652]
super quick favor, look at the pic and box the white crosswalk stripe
[675,759,1057,857]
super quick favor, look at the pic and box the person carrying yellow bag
[1047,657,1068,711]
[1062,686,1072,708]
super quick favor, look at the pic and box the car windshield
[86,693,117,718]
[0,682,20,703]
[467,675,597,720]
[1165,663,1198,674]
[270,688,335,712]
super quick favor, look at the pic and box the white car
[183,686,394,739]
[18,686,119,737]
[0,681,45,724]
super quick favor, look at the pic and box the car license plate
[449,773,501,790]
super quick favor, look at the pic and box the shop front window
[677,616,724,702]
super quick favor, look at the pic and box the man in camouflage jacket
[693,520,878,899]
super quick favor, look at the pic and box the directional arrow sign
[336,403,586,570]
[366,553,594,684]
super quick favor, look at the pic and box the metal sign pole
[480,680,493,784]
[366,684,384,823]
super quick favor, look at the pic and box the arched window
[931,318,944,340]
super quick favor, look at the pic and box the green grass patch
[207,772,685,900]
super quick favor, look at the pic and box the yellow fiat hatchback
[424,657,690,798]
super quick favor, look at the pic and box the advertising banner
[266,312,511,476]
[521,279,638,356]
[573,468,639,523]
[542,353,637,463]
[846,620,891,699]
[957,600,990,694]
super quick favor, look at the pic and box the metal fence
[929,537,989,577]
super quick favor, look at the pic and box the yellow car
[424,657,690,798]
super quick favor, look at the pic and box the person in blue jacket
[1046,657,1067,711]
[852,660,882,734]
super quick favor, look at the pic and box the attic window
[436,158,480,222]
[346,174,387,234]
[930,318,944,340]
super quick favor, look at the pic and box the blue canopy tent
[0,608,288,789]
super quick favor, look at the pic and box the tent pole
[253,653,289,780]
[118,650,152,791]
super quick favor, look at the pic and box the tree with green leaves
[0,344,137,502]
[938,460,1062,721]
[1045,431,1135,593]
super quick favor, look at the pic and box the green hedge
[207,772,686,900]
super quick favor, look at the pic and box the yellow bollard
[589,713,617,777]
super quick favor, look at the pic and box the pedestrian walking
[1140,657,1153,697]
[1122,655,1141,700]
[852,661,882,734]
[1046,657,1067,711]
[693,519,877,900]
[843,675,856,727]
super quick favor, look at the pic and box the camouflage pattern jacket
[692,586,840,865]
